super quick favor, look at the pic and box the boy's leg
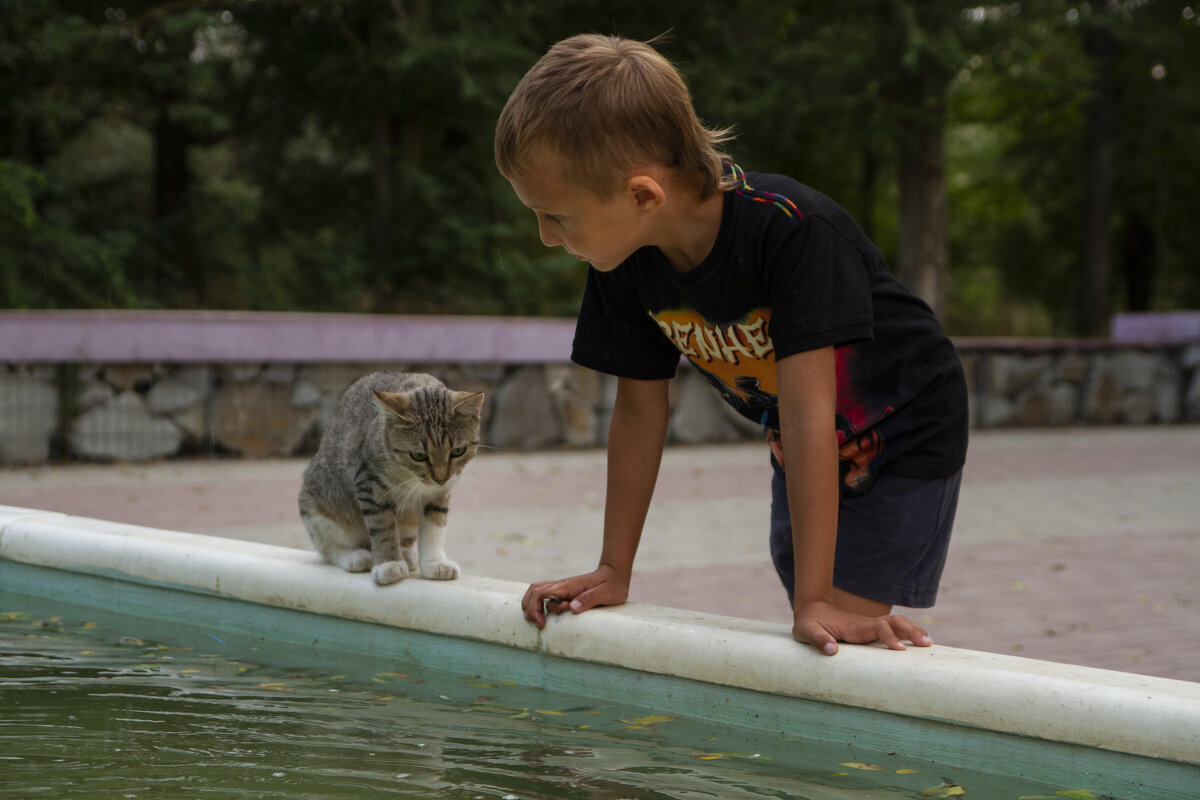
[768,458,798,605]
[769,462,962,612]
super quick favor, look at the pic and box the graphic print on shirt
[651,306,893,496]
[652,308,778,424]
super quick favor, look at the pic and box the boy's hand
[793,601,933,656]
[521,565,630,629]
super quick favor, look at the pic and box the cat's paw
[371,560,410,585]
[420,559,460,581]
[400,549,419,571]
[340,549,373,573]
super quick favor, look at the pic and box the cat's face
[376,389,484,487]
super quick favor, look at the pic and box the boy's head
[495,34,732,201]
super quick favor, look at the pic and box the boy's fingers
[567,585,607,614]
[794,622,839,656]
[522,583,562,628]
[871,619,907,651]
[881,614,933,647]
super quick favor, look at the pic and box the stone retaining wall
[0,311,1197,464]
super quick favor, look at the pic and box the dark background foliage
[2,1,1197,335]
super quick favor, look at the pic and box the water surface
[0,597,1106,799]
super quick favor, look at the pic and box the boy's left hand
[793,601,933,656]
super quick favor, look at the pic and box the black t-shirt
[571,165,969,496]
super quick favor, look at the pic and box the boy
[494,34,969,656]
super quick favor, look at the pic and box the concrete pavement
[2,426,1197,682]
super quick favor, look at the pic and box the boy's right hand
[521,565,630,629]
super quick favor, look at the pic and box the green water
[0,601,1110,800]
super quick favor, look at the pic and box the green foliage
[0,0,1197,331]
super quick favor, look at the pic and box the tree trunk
[372,111,395,234]
[858,146,879,241]
[152,103,201,302]
[1078,22,1117,336]
[153,109,190,220]
[1120,212,1155,311]
[895,102,949,320]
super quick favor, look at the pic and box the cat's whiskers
[453,473,484,504]
[381,471,428,510]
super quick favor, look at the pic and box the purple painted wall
[0,310,578,364]
[1111,311,1200,345]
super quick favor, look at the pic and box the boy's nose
[537,220,562,248]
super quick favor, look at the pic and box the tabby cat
[299,371,484,585]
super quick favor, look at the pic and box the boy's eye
[542,212,563,224]
[408,450,429,462]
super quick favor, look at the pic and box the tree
[3,1,1197,323]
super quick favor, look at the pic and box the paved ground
[2,426,1197,682]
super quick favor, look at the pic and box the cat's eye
[408,450,429,462]
[450,445,468,458]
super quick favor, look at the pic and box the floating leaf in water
[533,709,566,716]
[922,784,966,797]
[632,715,677,725]
[1,611,31,621]
[698,752,766,761]
[841,762,887,771]
[82,622,96,629]
[470,705,517,714]
[256,682,291,692]
[1056,792,1097,800]
[369,695,396,703]
[463,680,496,688]
[898,768,921,774]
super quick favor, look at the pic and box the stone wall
[961,343,1200,429]
[1,342,1197,464]
[0,310,1197,464]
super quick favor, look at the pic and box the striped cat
[299,371,484,585]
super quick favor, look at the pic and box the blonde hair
[495,34,734,200]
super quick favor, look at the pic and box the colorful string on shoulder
[728,162,802,220]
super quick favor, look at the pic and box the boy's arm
[521,376,670,627]
[777,347,931,655]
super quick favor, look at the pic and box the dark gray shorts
[769,463,962,609]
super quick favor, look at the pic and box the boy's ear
[626,173,666,214]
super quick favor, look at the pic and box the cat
[299,371,484,586]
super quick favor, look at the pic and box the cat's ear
[451,391,485,418]
[374,390,416,421]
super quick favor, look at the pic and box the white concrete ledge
[2,504,1198,767]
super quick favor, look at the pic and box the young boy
[494,34,969,656]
